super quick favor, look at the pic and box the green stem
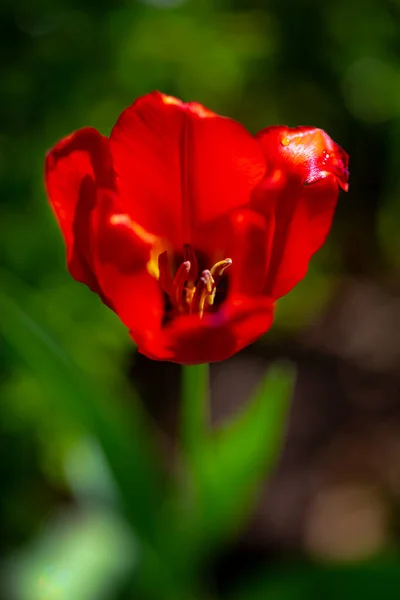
[181,363,210,456]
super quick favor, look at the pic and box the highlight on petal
[160,93,216,118]
[109,91,266,247]
[251,126,349,300]
[90,188,163,341]
[257,125,349,191]
[45,127,114,297]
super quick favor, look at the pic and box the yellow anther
[195,270,214,318]
[157,247,233,318]
[210,258,232,278]
[207,288,217,306]
[173,260,191,306]
[185,284,196,305]
[202,270,214,294]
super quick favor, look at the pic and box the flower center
[157,244,232,318]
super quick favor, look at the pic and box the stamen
[207,259,232,306]
[183,243,199,281]
[190,270,216,317]
[200,271,216,314]
[184,283,196,305]
[173,260,191,308]
[210,258,232,279]
[156,245,232,318]
[202,270,214,295]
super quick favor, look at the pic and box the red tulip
[45,92,348,364]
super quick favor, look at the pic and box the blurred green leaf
[0,279,161,543]
[181,364,210,457]
[0,275,193,600]
[206,363,294,536]
[182,362,294,552]
[2,507,137,600]
[64,437,120,505]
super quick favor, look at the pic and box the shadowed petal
[45,127,114,299]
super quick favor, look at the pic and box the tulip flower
[45,92,348,364]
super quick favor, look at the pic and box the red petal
[137,295,274,365]
[45,127,114,297]
[257,125,349,190]
[226,208,271,297]
[91,189,164,343]
[110,268,163,348]
[109,91,266,248]
[251,126,348,299]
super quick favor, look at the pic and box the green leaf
[0,283,161,543]
[184,362,295,550]
[0,274,194,600]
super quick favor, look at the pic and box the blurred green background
[1,0,400,599]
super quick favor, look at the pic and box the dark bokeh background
[1,0,400,599]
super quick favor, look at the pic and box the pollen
[281,136,291,146]
[157,248,232,318]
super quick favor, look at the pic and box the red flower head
[45,92,348,364]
